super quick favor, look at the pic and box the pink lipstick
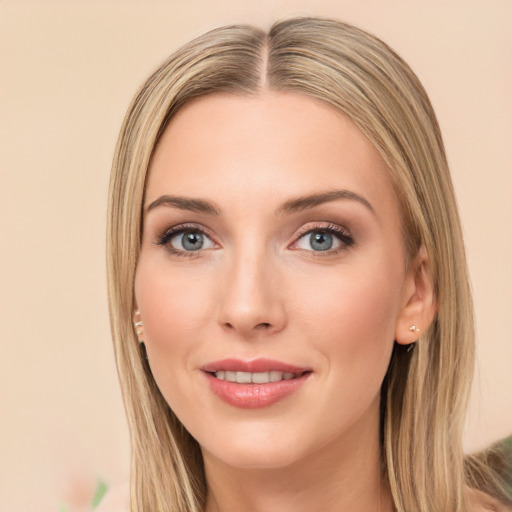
[200,358,312,409]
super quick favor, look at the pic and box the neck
[203,399,394,512]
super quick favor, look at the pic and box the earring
[406,325,421,353]
[133,310,144,343]
[133,310,149,362]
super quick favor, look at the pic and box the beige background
[0,1,511,511]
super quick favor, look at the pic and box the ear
[395,245,437,345]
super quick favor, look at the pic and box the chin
[205,444,303,470]
[200,427,307,470]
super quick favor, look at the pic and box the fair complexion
[134,91,436,512]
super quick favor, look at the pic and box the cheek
[133,259,214,386]
[296,254,404,385]
[301,260,402,341]
[133,260,220,426]
[135,256,212,332]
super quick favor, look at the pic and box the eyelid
[153,221,354,258]
[289,222,355,255]
[154,223,218,258]
[293,222,352,240]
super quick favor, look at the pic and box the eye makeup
[154,223,217,258]
[292,222,355,256]
[153,221,355,259]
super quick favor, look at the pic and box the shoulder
[94,482,129,512]
[465,486,511,512]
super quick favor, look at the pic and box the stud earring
[133,310,149,362]
[406,325,421,353]
[134,321,144,340]
[133,310,144,343]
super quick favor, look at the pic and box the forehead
[146,91,398,223]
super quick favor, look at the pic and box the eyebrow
[277,189,375,216]
[146,189,375,216]
[146,195,221,215]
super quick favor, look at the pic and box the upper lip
[200,358,311,374]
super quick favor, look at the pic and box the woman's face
[135,92,418,470]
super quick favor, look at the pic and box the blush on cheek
[136,263,212,337]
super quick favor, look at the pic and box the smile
[213,370,300,384]
[201,358,312,408]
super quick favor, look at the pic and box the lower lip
[203,372,311,409]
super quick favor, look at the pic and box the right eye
[156,224,216,257]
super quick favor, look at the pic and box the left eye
[294,226,354,253]
[172,231,215,251]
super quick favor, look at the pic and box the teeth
[270,370,283,382]
[213,370,299,383]
[252,372,271,384]
[236,371,252,383]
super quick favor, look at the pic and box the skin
[134,91,436,512]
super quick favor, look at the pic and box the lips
[200,358,312,409]
[201,358,309,374]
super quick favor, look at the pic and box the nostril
[221,318,280,333]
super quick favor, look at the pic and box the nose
[216,249,287,338]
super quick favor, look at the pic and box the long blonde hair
[107,17,475,511]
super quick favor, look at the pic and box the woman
[105,17,510,512]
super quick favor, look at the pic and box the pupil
[311,232,333,251]
[182,232,203,251]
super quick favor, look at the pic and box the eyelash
[154,222,355,259]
